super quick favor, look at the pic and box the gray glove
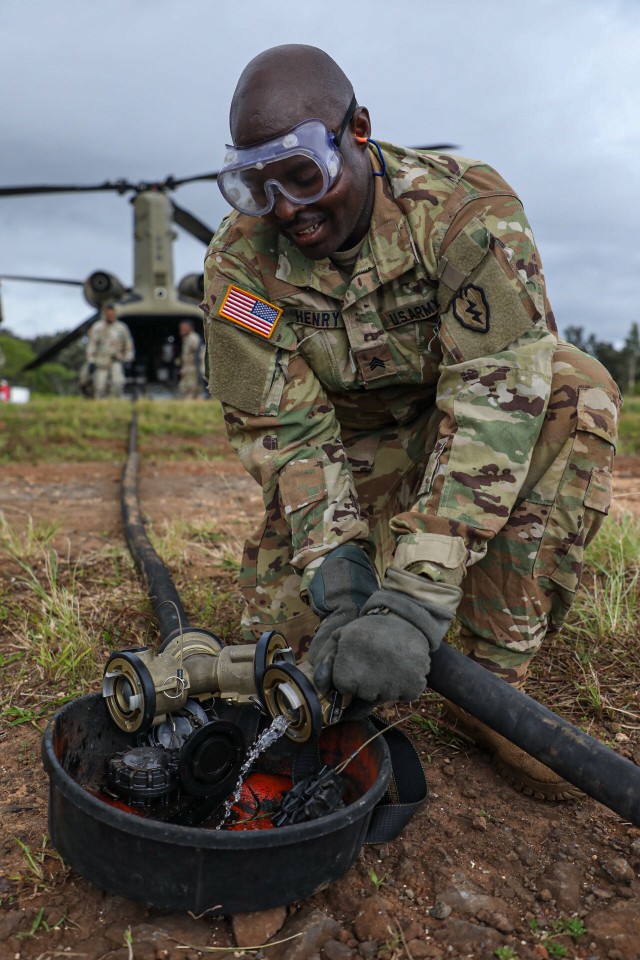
[307,544,378,665]
[312,588,454,713]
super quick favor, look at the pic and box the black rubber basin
[42,693,391,914]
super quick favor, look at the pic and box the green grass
[566,511,640,644]
[16,907,67,940]
[0,431,246,726]
[0,513,161,725]
[10,835,67,896]
[529,511,640,730]
[4,547,101,686]
[1,391,639,737]
[2,393,637,460]
[0,396,225,462]
[618,396,640,454]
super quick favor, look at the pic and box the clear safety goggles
[217,97,357,216]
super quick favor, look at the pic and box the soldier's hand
[312,588,454,716]
[307,544,378,666]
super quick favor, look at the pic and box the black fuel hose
[120,408,190,641]
[119,410,640,825]
[429,643,640,826]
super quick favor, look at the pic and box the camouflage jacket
[87,319,135,368]
[202,143,558,592]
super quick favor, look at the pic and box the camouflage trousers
[93,361,126,399]
[179,369,203,399]
[238,342,620,682]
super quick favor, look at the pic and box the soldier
[86,305,134,398]
[177,320,205,399]
[201,44,620,800]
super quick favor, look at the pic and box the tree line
[0,329,81,395]
[564,322,640,396]
[1,321,639,397]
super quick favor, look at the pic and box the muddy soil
[1,450,639,960]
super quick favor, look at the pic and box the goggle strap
[333,94,358,147]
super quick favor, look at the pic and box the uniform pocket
[279,458,327,514]
[341,430,381,474]
[533,386,617,592]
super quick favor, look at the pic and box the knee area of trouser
[459,632,533,688]
[552,340,617,396]
[520,352,619,597]
[545,344,619,449]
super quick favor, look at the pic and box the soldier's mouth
[296,222,321,237]
[287,217,326,246]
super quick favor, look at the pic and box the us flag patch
[218,284,282,338]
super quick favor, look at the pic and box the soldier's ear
[352,107,371,144]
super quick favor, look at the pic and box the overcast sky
[1,0,639,347]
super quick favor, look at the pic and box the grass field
[1,395,639,737]
[618,395,640,454]
[2,394,640,462]
[0,397,226,463]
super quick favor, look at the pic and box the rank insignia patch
[219,285,282,338]
[452,284,490,333]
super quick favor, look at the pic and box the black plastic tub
[42,694,391,914]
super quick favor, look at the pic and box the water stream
[216,714,290,829]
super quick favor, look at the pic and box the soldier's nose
[272,191,306,223]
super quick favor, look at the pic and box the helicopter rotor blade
[21,313,99,372]
[0,151,459,202]
[411,144,459,151]
[165,172,220,189]
[0,274,84,286]
[0,180,136,198]
[171,201,215,245]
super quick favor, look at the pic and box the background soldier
[178,320,205,399]
[86,305,134,398]
[201,44,620,801]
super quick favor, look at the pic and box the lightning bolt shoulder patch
[452,284,490,333]
[437,216,540,362]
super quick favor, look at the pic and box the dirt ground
[1,448,640,960]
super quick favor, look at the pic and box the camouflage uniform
[202,143,620,678]
[86,317,134,399]
[179,329,205,399]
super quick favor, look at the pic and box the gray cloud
[1,0,639,346]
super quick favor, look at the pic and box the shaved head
[226,45,375,259]
[230,45,355,145]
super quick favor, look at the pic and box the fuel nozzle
[102,629,346,742]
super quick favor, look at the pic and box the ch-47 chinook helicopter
[1,142,457,393]
[0,173,221,393]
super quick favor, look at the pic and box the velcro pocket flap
[584,467,612,514]
[279,459,327,514]
[576,386,620,447]
[438,218,490,310]
[394,533,467,570]
[207,318,280,414]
